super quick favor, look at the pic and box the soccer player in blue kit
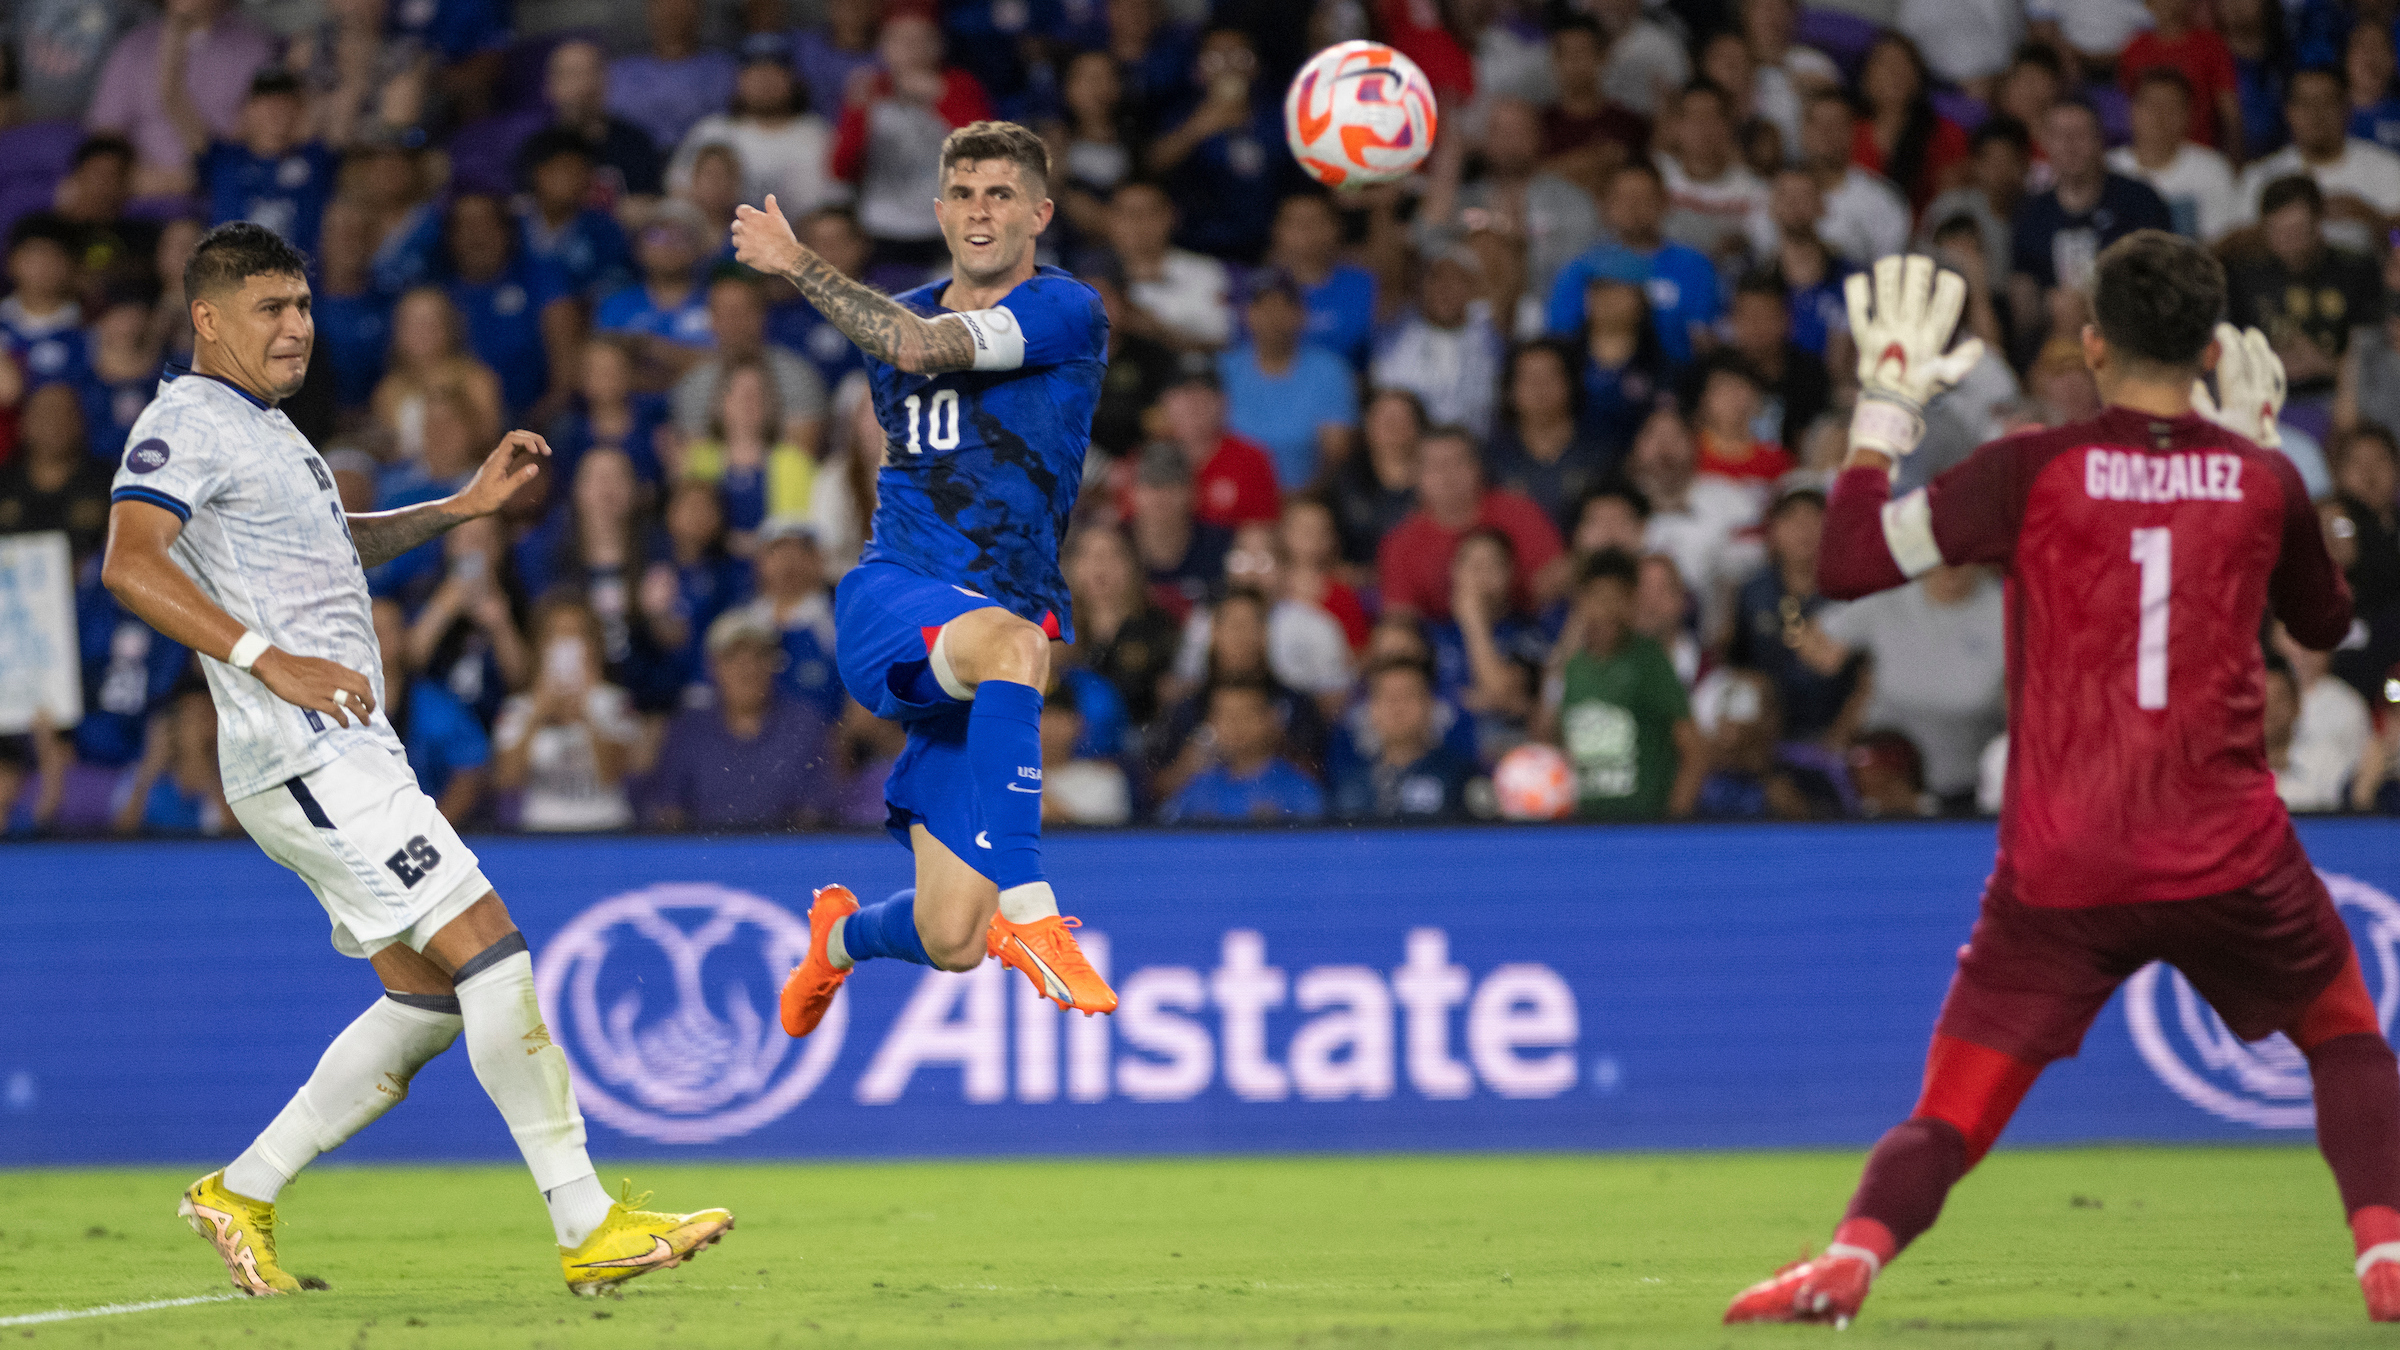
[729,121,1120,1032]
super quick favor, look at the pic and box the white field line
[0,1293,244,1327]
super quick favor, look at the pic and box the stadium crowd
[4,0,2400,834]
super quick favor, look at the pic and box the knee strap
[384,989,463,1015]
[452,931,530,987]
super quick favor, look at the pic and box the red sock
[1913,1034,2043,1167]
[2354,1205,2400,1258]
[1832,1216,1897,1267]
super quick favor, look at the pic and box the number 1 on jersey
[900,389,960,454]
[2130,526,2171,710]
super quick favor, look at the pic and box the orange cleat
[2360,1246,2400,1321]
[780,886,860,1038]
[987,914,1117,1014]
[1723,1246,1878,1327]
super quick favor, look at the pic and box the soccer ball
[1492,744,1575,821]
[1283,42,1438,189]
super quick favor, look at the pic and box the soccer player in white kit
[100,222,731,1297]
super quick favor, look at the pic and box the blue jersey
[858,265,1107,639]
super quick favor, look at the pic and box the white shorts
[230,743,493,959]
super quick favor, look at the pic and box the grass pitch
[0,1148,2388,1348]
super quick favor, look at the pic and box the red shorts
[1936,846,2353,1065]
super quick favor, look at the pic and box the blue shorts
[833,562,1003,867]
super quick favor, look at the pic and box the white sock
[998,881,1059,924]
[827,913,853,970]
[454,941,603,1246]
[223,996,462,1204]
[545,1173,615,1249]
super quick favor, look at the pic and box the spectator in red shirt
[830,13,995,268]
[1852,33,1970,217]
[2131,0,2236,156]
[1377,426,1569,619]
[2119,0,2245,158]
[1687,353,1796,489]
[1158,370,1282,528]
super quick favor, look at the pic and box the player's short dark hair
[1578,547,1640,591]
[941,120,1050,196]
[184,221,310,302]
[71,134,134,172]
[2260,172,2326,219]
[1970,115,2031,157]
[2134,65,2193,103]
[248,69,305,101]
[2090,229,2225,371]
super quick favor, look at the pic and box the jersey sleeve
[1817,437,2027,598]
[954,276,1107,372]
[109,403,231,524]
[2264,448,2355,650]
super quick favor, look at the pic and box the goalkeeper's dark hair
[940,120,1049,196]
[185,222,310,302]
[2090,229,2224,371]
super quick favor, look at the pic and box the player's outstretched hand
[1844,254,1987,460]
[456,429,550,518]
[2193,322,2285,449]
[253,649,377,728]
[731,195,803,278]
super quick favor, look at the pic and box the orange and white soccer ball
[1492,743,1575,821]
[1283,41,1438,189]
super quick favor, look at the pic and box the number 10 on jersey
[902,389,960,454]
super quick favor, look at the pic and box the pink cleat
[1723,1245,1879,1327]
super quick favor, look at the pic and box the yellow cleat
[178,1171,304,1297]
[559,1182,735,1297]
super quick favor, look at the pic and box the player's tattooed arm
[346,429,550,567]
[777,249,978,373]
[345,499,474,568]
[731,195,978,373]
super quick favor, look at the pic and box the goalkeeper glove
[1843,254,1987,461]
[2191,322,2285,449]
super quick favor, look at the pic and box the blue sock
[968,680,1046,889]
[838,889,931,966]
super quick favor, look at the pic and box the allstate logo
[533,883,845,1144]
[2126,872,2400,1129]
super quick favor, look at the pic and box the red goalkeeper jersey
[1821,406,2353,908]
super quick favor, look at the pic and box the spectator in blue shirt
[596,201,716,386]
[311,199,392,418]
[767,206,873,395]
[374,598,491,824]
[1265,193,1378,369]
[515,129,636,301]
[1332,659,1477,820]
[655,479,754,696]
[1216,269,1358,488]
[2348,24,2400,153]
[111,686,231,836]
[434,193,578,422]
[1160,680,1327,823]
[794,0,882,119]
[1150,29,1293,261]
[607,0,739,154]
[546,334,672,491]
[74,572,191,770]
[168,69,338,256]
[1,218,91,392]
[75,296,162,464]
[739,517,844,723]
[647,609,839,831]
[1547,161,1722,365]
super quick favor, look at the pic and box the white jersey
[109,369,400,801]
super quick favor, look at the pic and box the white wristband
[1849,397,1926,461]
[228,631,272,672]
